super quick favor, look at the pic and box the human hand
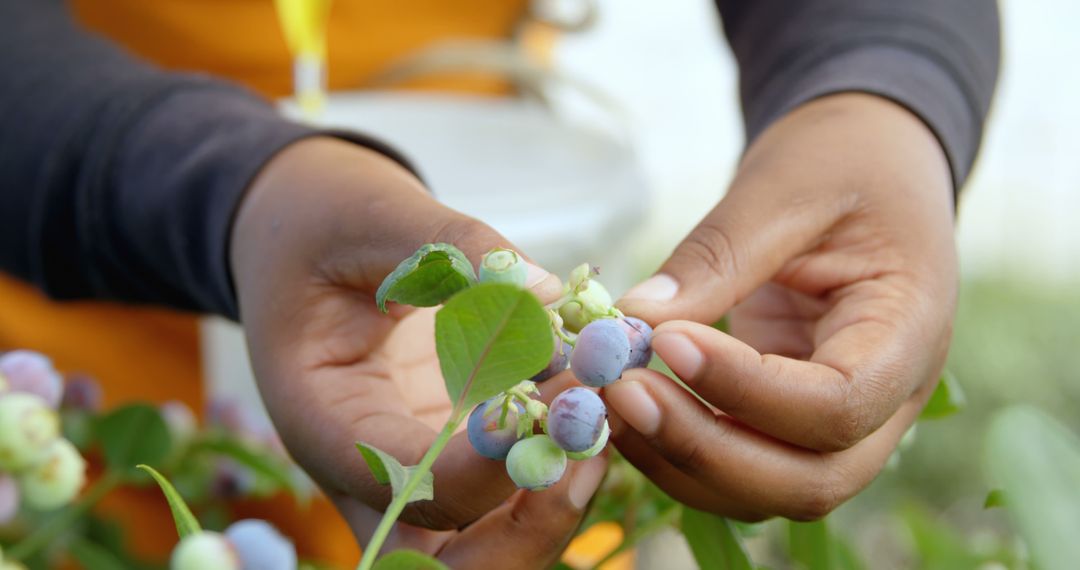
[229,137,607,565]
[605,93,957,520]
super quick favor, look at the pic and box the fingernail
[525,263,551,288]
[569,456,607,510]
[652,332,703,379]
[603,380,660,436]
[622,274,678,302]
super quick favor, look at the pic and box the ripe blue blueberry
[570,319,630,387]
[619,317,654,370]
[224,519,297,570]
[567,420,610,460]
[547,388,607,453]
[505,435,567,490]
[59,374,103,413]
[467,398,526,460]
[531,337,573,383]
[0,351,63,409]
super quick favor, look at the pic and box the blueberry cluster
[468,260,653,490]
[170,519,297,570]
[0,351,88,525]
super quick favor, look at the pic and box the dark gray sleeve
[0,0,415,320]
[715,0,1000,192]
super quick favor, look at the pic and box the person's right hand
[229,137,607,567]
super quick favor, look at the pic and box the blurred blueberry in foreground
[0,351,63,409]
[225,519,297,570]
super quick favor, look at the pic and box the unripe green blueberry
[567,420,611,460]
[170,532,240,570]
[0,394,60,471]
[505,435,567,491]
[0,559,28,570]
[479,248,528,286]
[18,438,86,510]
[559,281,613,333]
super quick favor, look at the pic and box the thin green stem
[357,411,465,570]
[7,471,124,562]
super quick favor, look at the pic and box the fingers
[616,141,854,327]
[437,455,608,569]
[604,368,927,520]
[640,269,945,452]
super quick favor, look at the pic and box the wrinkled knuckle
[819,405,867,451]
[681,221,742,283]
[787,478,844,522]
[507,501,571,552]
[663,437,714,474]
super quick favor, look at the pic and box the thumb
[616,178,843,325]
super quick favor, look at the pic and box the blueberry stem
[356,410,465,570]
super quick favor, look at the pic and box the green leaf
[96,404,171,472]
[135,464,201,539]
[435,283,553,410]
[371,550,450,570]
[356,442,435,503]
[788,520,830,570]
[898,503,983,570]
[985,405,1080,570]
[68,539,128,570]
[681,508,753,570]
[983,489,1006,509]
[920,370,966,420]
[188,435,301,498]
[375,243,477,312]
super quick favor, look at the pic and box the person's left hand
[604,93,957,520]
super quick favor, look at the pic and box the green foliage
[188,435,301,498]
[983,489,1006,509]
[897,503,985,570]
[920,370,966,420]
[68,539,128,570]
[788,520,830,570]
[375,243,477,312]
[136,465,201,539]
[985,405,1080,570]
[355,442,434,503]
[681,508,753,570]
[371,550,449,570]
[434,283,553,410]
[96,405,171,473]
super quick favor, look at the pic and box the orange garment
[1,0,527,567]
